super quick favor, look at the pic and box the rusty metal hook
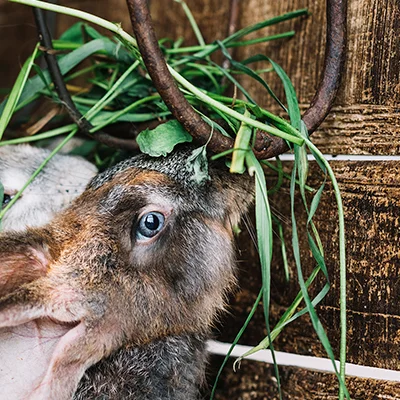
[253,0,348,158]
[303,0,347,134]
[126,0,234,154]
[127,0,347,159]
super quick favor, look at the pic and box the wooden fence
[1,0,399,398]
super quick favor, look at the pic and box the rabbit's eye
[136,212,165,240]
[2,194,13,208]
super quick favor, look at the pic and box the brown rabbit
[0,146,253,399]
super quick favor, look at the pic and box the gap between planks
[207,340,400,382]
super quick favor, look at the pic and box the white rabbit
[0,144,98,231]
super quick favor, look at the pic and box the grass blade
[217,42,286,110]
[245,151,282,399]
[210,289,263,400]
[0,43,39,140]
[175,0,206,48]
[230,110,253,173]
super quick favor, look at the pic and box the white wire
[207,340,400,382]
[278,154,400,162]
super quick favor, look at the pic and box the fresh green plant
[1,1,348,399]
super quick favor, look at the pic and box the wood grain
[0,1,38,87]
[216,161,400,370]
[209,357,400,400]
[1,1,400,397]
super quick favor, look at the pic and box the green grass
[1,1,348,398]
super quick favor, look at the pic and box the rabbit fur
[0,144,98,231]
[0,146,253,399]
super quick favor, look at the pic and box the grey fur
[90,147,202,191]
[0,145,254,399]
[75,334,207,400]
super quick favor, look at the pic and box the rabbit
[0,146,253,399]
[0,144,98,231]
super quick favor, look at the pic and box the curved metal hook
[127,0,347,159]
[303,0,347,133]
[253,0,348,158]
[126,0,234,154]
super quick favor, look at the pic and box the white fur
[0,145,97,231]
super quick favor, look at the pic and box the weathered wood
[209,357,400,400]
[217,161,400,370]
[308,104,400,155]
[235,0,400,154]
[0,2,38,87]
[1,0,400,397]
[152,0,400,154]
[3,0,399,154]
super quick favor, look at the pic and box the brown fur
[0,148,254,399]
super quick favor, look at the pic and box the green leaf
[289,162,350,399]
[174,8,308,63]
[89,110,170,125]
[0,38,135,115]
[268,57,301,130]
[59,22,85,42]
[175,0,206,48]
[84,25,104,40]
[210,289,263,399]
[245,151,281,398]
[271,214,289,280]
[223,9,308,45]
[230,109,252,174]
[58,21,104,43]
[136,120,193,157]
[217,42,286,111]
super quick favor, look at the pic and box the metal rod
[126,0,234,154]
[32,8,139,151]
[302,0,347,134]
[255,0,347,158]
[127,0,347,159]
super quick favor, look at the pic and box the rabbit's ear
[0,232,105,400]
[0,233,51,297]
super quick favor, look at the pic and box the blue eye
[2,194,12,209]
[136,212,165,240]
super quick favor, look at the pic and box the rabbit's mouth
[0,315,81,399]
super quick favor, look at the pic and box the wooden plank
[208,357,400,400]
[216,161,400,370]
[267,104,400,155]
[3,0,400,153]
[236,0,400,105]
[0,3,38,87]
[56,0,134,37]
[152,0,400,154]
[150,0,231,47]
[238,0,400,153]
